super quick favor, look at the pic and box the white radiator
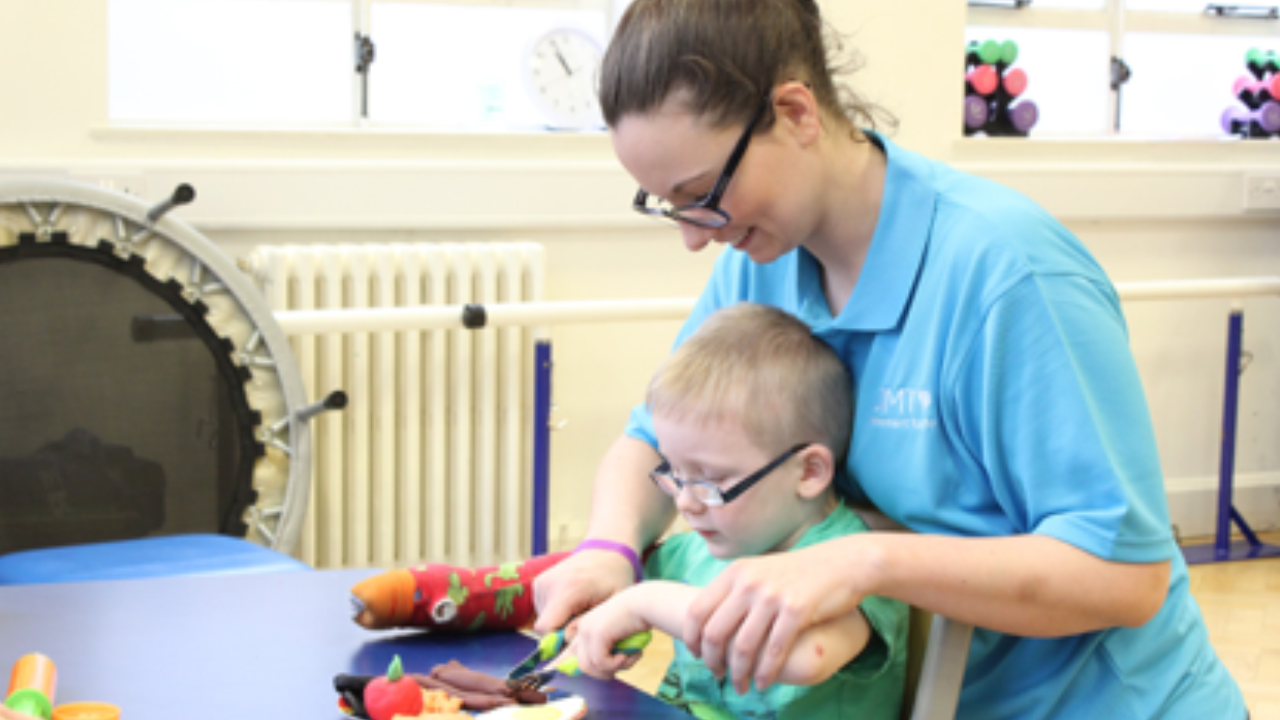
[246,242,545,570]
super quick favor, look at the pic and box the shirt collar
[797,131,938,332]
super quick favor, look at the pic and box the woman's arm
[859,532,1169,633]
[574,581,873,687]
[533,435,675,633]
[686,532,1169,693]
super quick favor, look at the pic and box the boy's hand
[533,548,635,634]
[561,587,650,680]
[0,707,41,720]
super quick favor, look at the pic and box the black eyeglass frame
[631,95,772,230]
[649,442,810,507]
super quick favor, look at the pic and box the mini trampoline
[0,179,322,580]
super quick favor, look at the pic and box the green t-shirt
[643,502,908,720]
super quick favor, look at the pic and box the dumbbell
[1245,48,1279,80]
[967,39,1003,68]
[997,40,1019,68]
[966,65,999,96]
[964,95,991,132]
[1233,76,1275,109]
[966,41,983,69]
[1220,101,1280,136]
[1002,68,1028,98]
[988,100,1039,137]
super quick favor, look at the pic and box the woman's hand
[533,548,636,634]
[684,537,871,694]
[563,587,651,680]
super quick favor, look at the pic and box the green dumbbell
[999,39,1019,67]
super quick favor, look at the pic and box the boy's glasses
[649,443,810,507]
[631,94,771,229]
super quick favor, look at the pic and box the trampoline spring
[252,510,279,546]
[128,227,153,247]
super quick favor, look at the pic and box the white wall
[2,0,1278,549]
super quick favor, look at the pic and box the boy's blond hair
[646,303,853,465]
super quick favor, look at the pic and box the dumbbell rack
[964,39,1039,138]
[1223,48,1280,139]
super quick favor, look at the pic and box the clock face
[523,27,604,130]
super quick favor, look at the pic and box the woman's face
[612,98,809,264]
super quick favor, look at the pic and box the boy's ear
[796,444,836,500]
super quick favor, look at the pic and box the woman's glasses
[631,95,770,229]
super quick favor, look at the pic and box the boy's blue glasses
[649,443,810,507]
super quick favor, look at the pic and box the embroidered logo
[870,387,937,430]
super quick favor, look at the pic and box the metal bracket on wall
[354,33,376,119]
[1204,4,1280,19]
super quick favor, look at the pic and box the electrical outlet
[1244,174,1280,211]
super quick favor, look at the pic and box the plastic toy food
[365,656,425,720]
[350,553,570,631]
[337,661,550,718]
[5,653,56,720]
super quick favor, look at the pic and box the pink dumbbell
[1002,68,1028,98]
[966,65,998,96]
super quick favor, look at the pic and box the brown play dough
[410,660,548,711]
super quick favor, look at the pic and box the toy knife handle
[558,630,653,677]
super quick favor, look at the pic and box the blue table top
[0,569,688,720]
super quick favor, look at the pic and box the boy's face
[652,413,814,560]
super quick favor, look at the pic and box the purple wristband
[574,539,644,583]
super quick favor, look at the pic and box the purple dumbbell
[1006,100,1039,134]
[964,94,990,130]
[1221,101,1280,135]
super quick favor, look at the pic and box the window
[108,0,618,131]
[109,0,353,125]
[965,0,1280,139]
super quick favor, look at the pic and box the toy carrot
[351,552,569,632]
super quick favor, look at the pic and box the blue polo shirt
[624,133,1245,720]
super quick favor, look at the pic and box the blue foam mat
[0,534,309,584]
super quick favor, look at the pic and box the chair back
[848,503,973,720]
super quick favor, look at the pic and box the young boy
[569,303,907,720]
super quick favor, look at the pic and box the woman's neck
[805,128,887,317]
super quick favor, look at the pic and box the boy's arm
[625,581,872,686]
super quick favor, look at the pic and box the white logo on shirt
[870,387,937,430]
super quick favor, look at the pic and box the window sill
[951,134,1280,168]
[90,123,619,162]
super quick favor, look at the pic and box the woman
[534,1,1245,718]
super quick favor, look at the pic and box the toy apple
[363,656,423,720]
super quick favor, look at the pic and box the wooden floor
[616,533,1280,719]
[1187,532,1280,720]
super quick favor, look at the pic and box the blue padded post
[0,535,309,585]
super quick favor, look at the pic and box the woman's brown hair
[598,0,895,136]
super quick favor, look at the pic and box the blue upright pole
[1213,308,1243,560]
[532,340,553,556]
[1182,305,1280,565]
